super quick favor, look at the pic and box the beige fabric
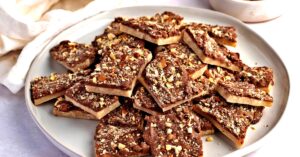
[0,0,92,56]
[0,0,93,93]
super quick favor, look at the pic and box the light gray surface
[24,6,289,157]
[0,85,67,157]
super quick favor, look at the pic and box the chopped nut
[166,144,172,151]
[92,77,97,83]
[118,143,126,149]
[187,127,193,134]
[206,136,214,142]
[167,75,174,82]
[179,123,184,128]
[224,75,232,81]
[68,74,73,79]
[175,81,182,87]
[166,82,173,88]
[107,33,116,40]
[174,145,182,155]
[110,53,116,60]
[170,48,176,52]
[166,128,173,134]
[165,122,172,127]
[111,142,117,148]
[217,67,221,73]
[151,123,157,127]
[50,73,56,81]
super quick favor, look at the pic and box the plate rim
[24,5,290,157]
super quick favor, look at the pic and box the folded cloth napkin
[0,0,146,93]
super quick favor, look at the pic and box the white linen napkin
[0,0,143,93]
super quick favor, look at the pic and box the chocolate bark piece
[95,123,150,157]
[30,70,90,105]
[100,99,145,130]
[52,97,97,120]
[237,66,274,93]
[193,94,264,148]
[155,43,207,80]
[186,23,237,47]
[133,86,215,135]
[65,82,120,119]
[50,40,96,72]
[143,114,203,157]
[92,18,145,54]
[139,58,213,112]
[119,11,183,45]
[183,24,243,71]
[86,45,152,97]
[93,33,145,55]
[216,80,273,107]
[138,47,211,111]
[165,102,215,136]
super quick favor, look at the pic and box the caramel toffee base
[183,31,241,72]
[58,58,94,72]
[120,24,181,45]
[216,86,273,107]
[85,84,134,97]
[65,96,120,119]
[33,91,65,106]
[133,101,161,116]
[259,83,273,94]
[53,107,97,120]
[86,50,152,97]
[190,64,208,80]
[214,37,237,47]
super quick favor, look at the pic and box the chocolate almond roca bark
[65,82,120,119]
[133,86,215,135]
[92,18,145,53]
[53,97,97,120]
[216,80,273,107]
[189,23,237,47]
[237,66,274,93]
[50,41,96,72]
[183,23,243,72]
[94,123,150,157]
[155,43,208,80]
[30,70,90,105]
[100,98,145,130]
[85,45,152,97]
[139,51,214,111]
[119,11,183,45]
[193,94,264,148]
[143,114,203,157]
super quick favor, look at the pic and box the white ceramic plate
[25,6,290,157]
